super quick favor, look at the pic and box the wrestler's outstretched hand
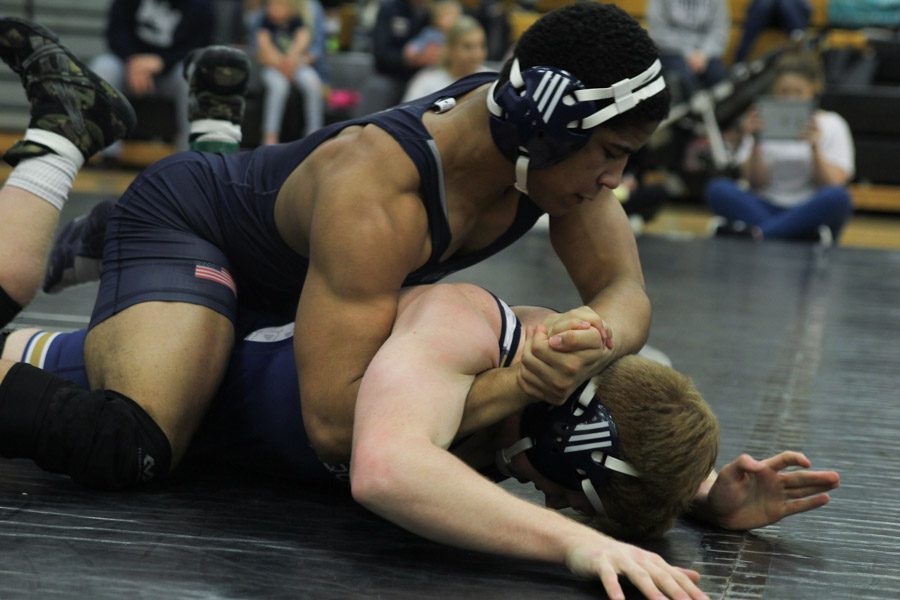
[566,535,707,600]
[705,451,840,531]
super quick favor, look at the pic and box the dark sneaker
[0,17,137,165]
[714,219,762,241]
[790,224,835,247]
[184,45,250,125]
[43,198,114,293]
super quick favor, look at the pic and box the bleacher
[0,0,107,129]
[1,0,898,211]
[0,0,378,163]
[510,0,832,62]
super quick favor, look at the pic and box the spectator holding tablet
[705,52,855,245]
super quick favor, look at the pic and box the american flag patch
[194,264,237,296]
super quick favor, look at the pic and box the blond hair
[589,355,719,539]
[442,15,485,68]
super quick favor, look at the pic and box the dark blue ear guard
[496,380,640,512]
[487,58,666,194]
[488,64,597,172]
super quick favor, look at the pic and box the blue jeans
[705,177,852,240]
[735,0,812,62]
[659,53,728,102]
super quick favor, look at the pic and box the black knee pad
[0,328,11,355]
[0,363,171,490]
[0,286,22,328]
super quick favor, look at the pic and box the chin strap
[514,154,530,194]
[582,478,604,513]
[581,454,640,513]
[495,437,533,478]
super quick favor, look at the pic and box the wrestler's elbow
[349,437,406,510]
[305,412,354,465]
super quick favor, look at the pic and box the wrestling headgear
[496,379,640,513]
[486,58,666,194]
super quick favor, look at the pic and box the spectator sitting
[648,0,730,102]
[353,0,436,116]
[735,0,811,63]
[404,0,461,60]
[402,15,488,102]
[89,0,214,154]
[470,0,511,62]
[705,53,855,245]
[254,0,325,144]
[302,0,331,85]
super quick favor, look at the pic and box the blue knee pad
[0,363,171,490]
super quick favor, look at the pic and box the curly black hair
[501,2,670,130]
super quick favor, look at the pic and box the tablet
[756,96,814,140]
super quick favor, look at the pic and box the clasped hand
[516,306,614,404]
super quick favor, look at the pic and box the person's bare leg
[0,269,231,487]
[85,302,235,466]
[0,328,41,361]
[0,187,60,305]
[0,17,135,324]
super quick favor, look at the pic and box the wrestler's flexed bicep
[294,188,428,464]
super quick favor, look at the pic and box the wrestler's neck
[423,84,517,207]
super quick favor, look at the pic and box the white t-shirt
[737,110,856,208]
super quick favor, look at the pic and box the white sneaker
[706,216,727,236]
[629,214,645,236]
[817,225,834,247]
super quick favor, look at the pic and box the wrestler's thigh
[84,301,235,465]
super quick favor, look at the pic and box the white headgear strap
[574,59,666,129]
[487,60,532,193]
[497,375,640,510]
[582,478,604,513]
[495,436,534,478]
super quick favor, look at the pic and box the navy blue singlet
[90,73,544,336]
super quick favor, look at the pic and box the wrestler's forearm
[550,193,650,364]
[686,469,720,525]
[585,274,651,359]
[352,436,593,563]
[457,366,533,438]
[301,379,361,464]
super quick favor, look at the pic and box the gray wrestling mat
[2,202,899,599]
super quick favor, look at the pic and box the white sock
[5,153,79,211]
[190,119,242,144]
[20,129,85,169]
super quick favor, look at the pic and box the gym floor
[1,187,898,599]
